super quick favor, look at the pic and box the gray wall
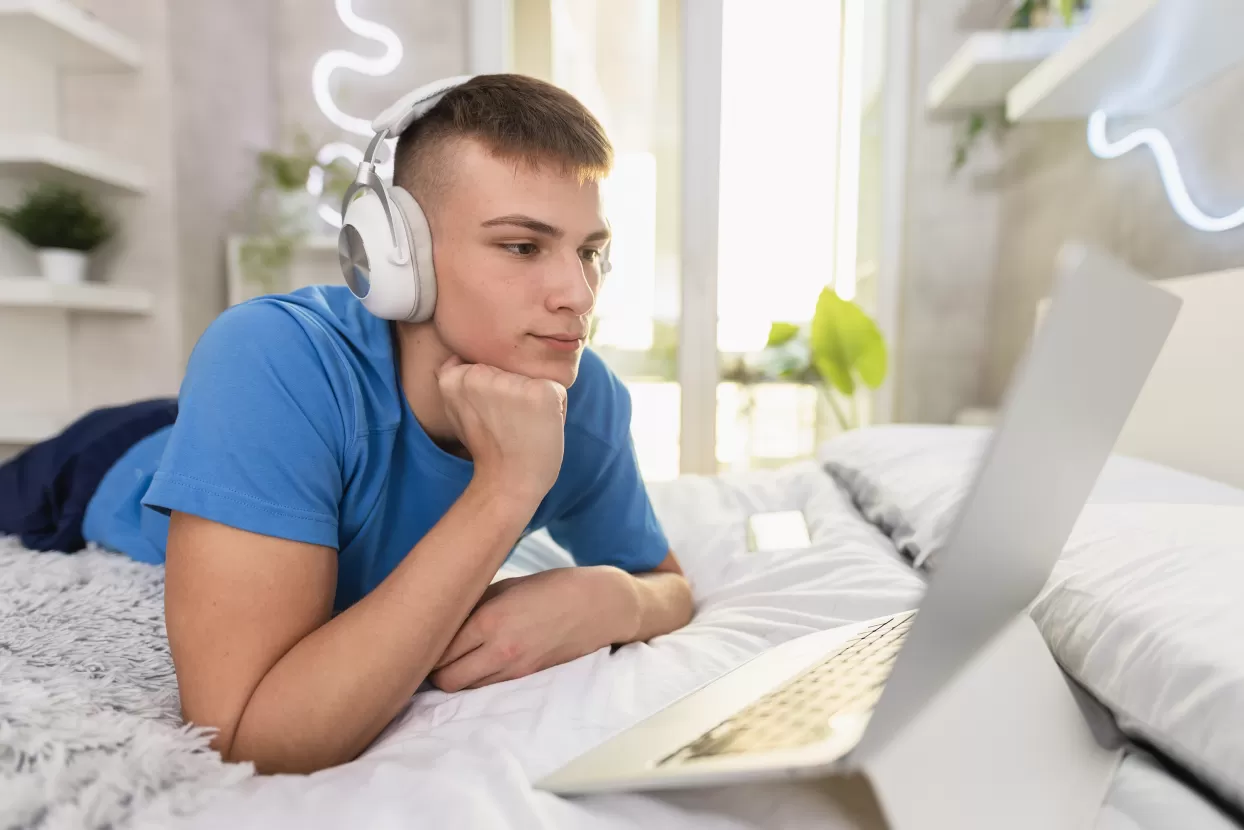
[897,1,1244,421]
[982,65,1244,404]
[169,0,279,360]
[167,2,277,360]
[276,0,468,158]
[892,0,1002,423]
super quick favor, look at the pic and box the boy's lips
[532,333,585,352]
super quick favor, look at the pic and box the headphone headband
[371,74,476,135]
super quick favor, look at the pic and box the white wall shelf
[0,132,147,194]
[0,276,153,314]
[1007,0,1244,122]
[927,28,1074,116]
[0,0,141,71]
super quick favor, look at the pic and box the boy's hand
[436,356,568,503]
[429,567,637,692]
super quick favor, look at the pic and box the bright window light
[717,0,842,352]
[1088,109,1244,233]
[597,152,658,350]
[832,0,865,302]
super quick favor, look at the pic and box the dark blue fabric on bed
[0,399,177,552]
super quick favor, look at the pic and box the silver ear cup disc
[339,224,372,298]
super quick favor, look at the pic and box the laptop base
[850,613,1122,830]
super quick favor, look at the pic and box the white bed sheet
[157,459,1238,830]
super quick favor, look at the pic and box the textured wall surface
[169,0,279,360]
[898,1,1244,420]
[893,0,1002,423]
[276,0,467,157]
[983,65,1244,404]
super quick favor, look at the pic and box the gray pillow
[820,425,984,569]
[820,424,1244,570]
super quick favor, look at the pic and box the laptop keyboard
[659,611,916,765]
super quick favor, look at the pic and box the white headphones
[339,74,613,322]
[338,75,473,322]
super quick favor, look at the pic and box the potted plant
[235,129,355,297]
[952,0,1089,173]
[724,286,889,437]
[0,182,114,284]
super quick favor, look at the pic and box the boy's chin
[514,354,581,388]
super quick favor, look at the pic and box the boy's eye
[503,242,539,256]
[580,248,602,263]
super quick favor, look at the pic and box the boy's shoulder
[187,286,390,440]
[210,285,384,352]
[194,286,389,389]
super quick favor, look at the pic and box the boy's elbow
[222,731,355,776]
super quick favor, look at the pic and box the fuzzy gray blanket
[0,538,252,829]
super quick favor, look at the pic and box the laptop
[535,244,1181,804]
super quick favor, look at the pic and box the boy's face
[425,138,609,388]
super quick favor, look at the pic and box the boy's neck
[391,321,462,452]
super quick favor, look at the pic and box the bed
[4,268,1244,830]
[4,444,1241,830]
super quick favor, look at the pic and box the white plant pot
[37,248,89,285]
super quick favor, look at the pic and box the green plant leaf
[766,322,801,348]
[854,324,888,388]
[0,182,113,251]
[1009,0,1035,29]
[809,287,889,396]
[814,352,855,396]
[1058,0,1075,25]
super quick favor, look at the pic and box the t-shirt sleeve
[546,383,670,573]
[141,301,348,549]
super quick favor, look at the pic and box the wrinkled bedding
[156,457,1239,830]
[820,425,1244,822]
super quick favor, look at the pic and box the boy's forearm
[230,480,534,774]
[616,569,695,644]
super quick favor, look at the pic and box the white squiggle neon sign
[308,0,404,229]
[1087,109,1244,233]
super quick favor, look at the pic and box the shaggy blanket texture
[0,538,252,829]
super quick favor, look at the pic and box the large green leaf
[814,352,855,396]
[766,322,801,348]
[808,287,888,396]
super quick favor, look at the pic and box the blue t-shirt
[82,285,669,612]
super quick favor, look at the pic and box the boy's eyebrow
[481,214,611,244]
[481,214,562,238]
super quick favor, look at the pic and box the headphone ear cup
[389,186,437,323]
[340,189,419,321]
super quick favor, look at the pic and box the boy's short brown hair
[393,74,613,203]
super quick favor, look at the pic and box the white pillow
[1036,504,1244,813]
